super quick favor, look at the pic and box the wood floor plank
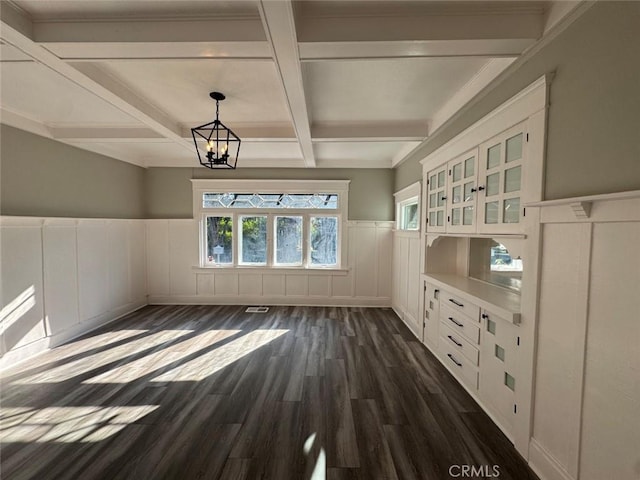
[0,305,537,480]
[325,359,360,468]
[352,399,399,480]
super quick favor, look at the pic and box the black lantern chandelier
[191,92,241,169]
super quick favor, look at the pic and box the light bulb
[221,144,228,154]
[206,140,214,152]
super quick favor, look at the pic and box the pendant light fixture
[191,92,241,169]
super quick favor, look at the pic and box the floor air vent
[245,306,269,313]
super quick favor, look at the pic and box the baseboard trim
[392,306,422,340]
[529,438,576,480]
[148,295,391,308]
[0,299,148,372]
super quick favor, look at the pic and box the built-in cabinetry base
[421,274,522,442]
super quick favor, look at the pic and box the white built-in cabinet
[477,122,527,233]
[425,165,447,233]
[416,75,550,459]
[446,149,478,233]
[426,121,527,235]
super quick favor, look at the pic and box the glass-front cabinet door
[446,148,478,234]
[426,165,448,233]
[477,122,526,234]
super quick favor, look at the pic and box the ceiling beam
[299,39,532,61]
[258,0,315,168]
[0,16,194,154]
[41,42,272,61]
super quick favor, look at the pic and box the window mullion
[267,213,274,267]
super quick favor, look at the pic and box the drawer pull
[481,313,489,320]
[447,353,463,367]
[447,335,463,347]
[448,317,464,328]
[449,298,464,307]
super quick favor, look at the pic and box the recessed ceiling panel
[0,62,142,125]
[314,141,414,166]
[239,142,302,160]
[304,57,489,123]
[98,59,291,125]
[15,1,259,20]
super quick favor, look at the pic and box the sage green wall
[146,167,395,221]
[395,1,640,199]
[1,125,146,218]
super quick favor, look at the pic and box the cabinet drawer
[440,322,479,366]
[438,340,479,391]
[441,290,480,321]
[440,304,481,345]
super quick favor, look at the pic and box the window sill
[192,266,350,276]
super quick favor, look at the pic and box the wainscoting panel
[147,220,393,306]
[391,231,422,336]
[78,220,111,322]
[0,217,148,370]
[0,219,46,356]
[43,220,80,336]
[528,192,640,480]
[146,220,170,296]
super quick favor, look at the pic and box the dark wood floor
[0,305,538,480]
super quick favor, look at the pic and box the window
[239,216,267,265]
[275,216,303,266]
[205,216,233,265]
[400,201,419,230]
[394,181,421,231]
[193,180,348,269]
[310,216,338,266]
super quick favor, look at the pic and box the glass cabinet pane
[486,173,500,196]
[506,133,523,163]
[463,206,474,225]
[437,194,445,207]
[504,166,521,193]
[429,193,437,208]
[487,144,501,169]
[437,210,444,226]
[452,185,462,204]
[463,182,474,201]
[430,175,436,190]
[503,198,520,223]
[485,201,499,224]
[452,163,462,182]
[451,208,461,225]
[438,171,446,188]
[464,157,475,178]
[429,212,436,226]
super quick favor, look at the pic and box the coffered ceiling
[0,1,580,168]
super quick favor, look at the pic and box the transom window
[203,193,338,209]
[193,180,349,269]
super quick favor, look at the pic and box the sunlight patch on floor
[150,329,289,382]
[0,405,158,443]
[14,330,194,384]
[82,329,242,384]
